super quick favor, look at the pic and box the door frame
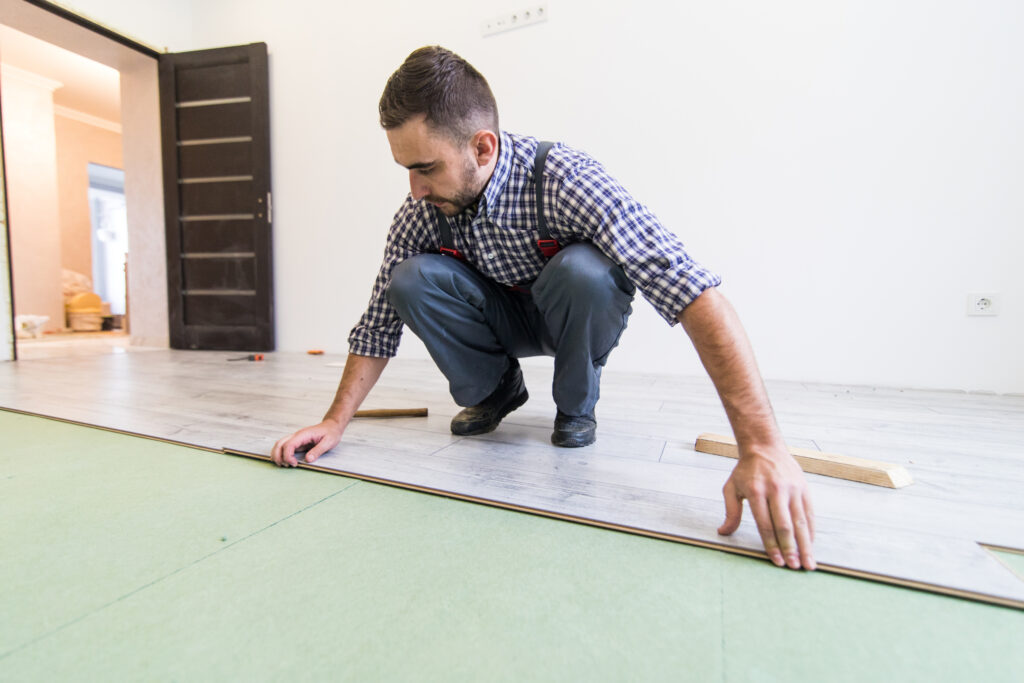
[0,0,170,355]
[21,0,161,58]
[0,100,14,360]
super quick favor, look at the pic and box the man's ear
[470,130,499,167]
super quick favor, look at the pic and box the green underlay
[1,410,1021,681]
[989,548,1024,582]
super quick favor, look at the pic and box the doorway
[0,25,127,358]
[0,0,168,361]
[88,162,127,321]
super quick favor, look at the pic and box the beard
[425,157,483,216]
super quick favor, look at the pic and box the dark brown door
[159,43,274,350]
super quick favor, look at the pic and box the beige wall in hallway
[1,64,64,333]
[54,113,123,281]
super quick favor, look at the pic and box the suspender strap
[437,139,560,262]
[534,141,560,258]
[435,211,464,260]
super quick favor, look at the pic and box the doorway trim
[22,0,161,58]
[1,0,169,352]
[0,106,14,360]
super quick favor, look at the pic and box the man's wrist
[733,431,788,462]
[320,414,347,429]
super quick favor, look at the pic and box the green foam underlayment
[990,549,1024,582]
[1,410,1021,681]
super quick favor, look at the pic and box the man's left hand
[717,444,816,570]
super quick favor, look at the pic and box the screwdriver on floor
[227,354,264,361]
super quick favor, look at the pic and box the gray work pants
[387,242,635,416]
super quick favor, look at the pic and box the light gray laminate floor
[1,349,1022,607]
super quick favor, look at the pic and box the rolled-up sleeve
[552,158,721,324]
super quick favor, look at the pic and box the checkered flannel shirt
[348,131,722,357]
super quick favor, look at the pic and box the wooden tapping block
[694,433,913,489]
[353,408,428,418]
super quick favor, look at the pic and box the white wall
[43,1,1024,393]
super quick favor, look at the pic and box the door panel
[177,102,252,139]
[180,181,253,215]
[160,43,273,350]
[179,219,254,253]
[181,219,256,253]
[183,259,257,291]
[184,295,262,327]
[178,142,253,177]
[176,63,251,100]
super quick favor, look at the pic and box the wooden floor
[2,349,1023,608]
[14,331,132,360]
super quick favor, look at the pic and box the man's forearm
[322,353,390,424]
[677,288,782,454]
[679,287,815,569]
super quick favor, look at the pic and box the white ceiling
[0,23,121,123]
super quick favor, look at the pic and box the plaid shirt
[348,131,721,357]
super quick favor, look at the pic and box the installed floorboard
[1,350,1022,608]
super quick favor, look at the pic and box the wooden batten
[694,433,914,489]
[353,408,429,418]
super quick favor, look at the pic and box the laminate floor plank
[661,441,1024,516]
[423,437,1024,548]
[2,350,1022,608]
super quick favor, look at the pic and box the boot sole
[551,430,596,448]
[450,390,529,436]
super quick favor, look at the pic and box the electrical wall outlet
[966,292,1001,316]
[482,4,548,37]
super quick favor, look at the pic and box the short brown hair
[379,46,499,143]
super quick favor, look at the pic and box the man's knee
[535,243,634,305]
[387,254,450,309]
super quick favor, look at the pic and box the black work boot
[551,410,597,448]
[450,359,529,436]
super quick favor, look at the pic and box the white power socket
[482,4,548,37]
[966,292,1001,316]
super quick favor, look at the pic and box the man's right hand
[270,353,389,468]
[271,419,344,467]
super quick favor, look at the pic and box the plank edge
[3,408,1015,610]
[223,445,1021,611]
